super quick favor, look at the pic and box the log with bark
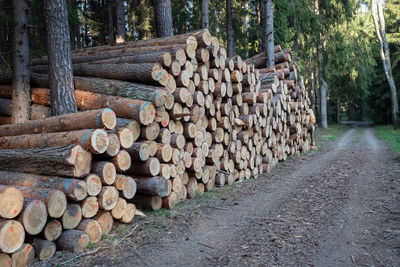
[0,145,91,178]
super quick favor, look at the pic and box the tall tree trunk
[44,0,78,115]
[115,0,125,43]
[318,45,328,129]
[264,0,274,67]
[11,0,31,123]
[290,0,298,62]
[107,0,114,44]
[336,97,340,124]
[154,0,173,38]
[314,0,327,128]
[243,0,249,58]
[201,0,209,29]
[226,0,235,58]
[372,0,399,127]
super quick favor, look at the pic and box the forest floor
[46,124,400,267]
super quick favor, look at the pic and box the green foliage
[317,124,346,142]
[375,125,400,153]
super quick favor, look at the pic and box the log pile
[0,29,315,264]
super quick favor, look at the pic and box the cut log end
[22,200,48,235]
[0,220,25,254]
[0,187,24,219]
[44,220,62,241]
[62,204,82,230]
[100,108,117,130]
[139,102,156,126]
[56,230,89,253]
[91,129,110,154]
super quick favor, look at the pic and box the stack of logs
[0,29,315,265]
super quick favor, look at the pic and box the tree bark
[107,0,114,44]
[115,0,125,43]
[56,230,89,253]
[154,0,173,37]
[226,0,235,58]
[0,145,91,178]
[0,108,116,137]
[201,0,209,29]
[32,239,56,261]
[264,0,274,67]
[44,0,77,115]
[11,0,31,123]
[371,0,399,127]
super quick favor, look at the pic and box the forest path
[50,126,400,266]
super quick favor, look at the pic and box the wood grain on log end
[0,187,24,219]
[0,220,25,254]
[44,220,62,241]
[56,230,89,253]
[21,200,47,235]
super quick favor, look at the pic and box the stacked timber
[0,29,315,264]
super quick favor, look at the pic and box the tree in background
[226,0,235,57]
[116,0,126,43]
[107,0,114,44]
[201,0,209,29]
[44,0,77,115]
[11,0,31,123]
[371,0,398,127]
[154,0,173,37]
[264,0,274,67]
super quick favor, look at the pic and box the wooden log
[105,133,121,157]
[0,108,116,137]
[116,118,140,142]
[43,220,62,241]
[132,195,162,211]
[125,142,150,162]
[186,178,197,199]
[32,62,165,84]
[114,175,137,200]
[85,174,102,197]
[31,87,156,125]
[15,187,66,219]
[0,220,25,253]
[162,191,177,210]
[0,129,109,154]
[94,211,113,235]
[56,230,89,253]
[0,187,24,219]
[76,219,102,244]
[32,239,56,261]
[140,122,160,141]
[126,157,160,176]
[89,51,172,67]
[98,186,119,211]
[0,253,11,266]
[170,133,186,149]
[111,198,127,220]
[11,243,34,267]
[133,176,169,197]
[155,144,173,163]
[0,145,91,178]
[91,161,116,185]
[81,196,99,218]
[112,150,131,172]
[120,203,136,223]
[19,200,47,235]
[0,175,85,205]
[62,204,82,230]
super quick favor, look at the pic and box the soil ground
[45,125,400,267]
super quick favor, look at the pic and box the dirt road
[51,126,400,266]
